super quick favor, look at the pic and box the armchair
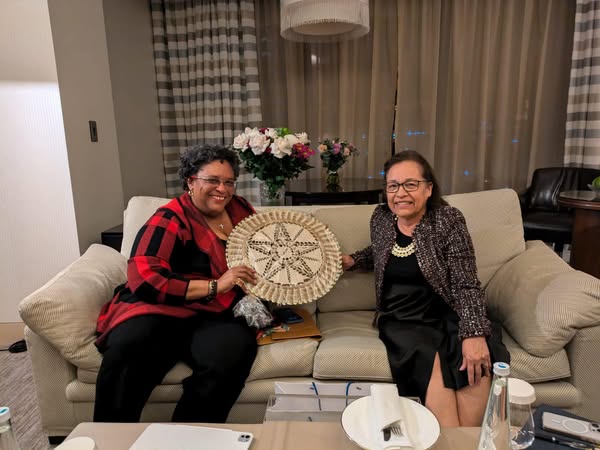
[519,167,600,254]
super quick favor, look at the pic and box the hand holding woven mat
[226,210,342,305]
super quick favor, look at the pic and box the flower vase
[259,183,285,206]
[326,170,342,192]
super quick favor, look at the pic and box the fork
[388,425,403,437]
[383,424,403,441]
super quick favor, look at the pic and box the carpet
[0,350,54,449]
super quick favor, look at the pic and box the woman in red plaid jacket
[342,150,509,427]
[94,144,258,423]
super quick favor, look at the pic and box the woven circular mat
[226,209,342,305]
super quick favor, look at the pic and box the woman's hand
[460,336,492,386]
[341,254,355,271]
[217,265,258,294]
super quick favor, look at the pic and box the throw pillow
[486,241,600,357]
[19,244,127,369]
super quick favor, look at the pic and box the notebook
[129,424,253,450]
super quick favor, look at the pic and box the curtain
[150,0,262,200]
[565,0,600,168]
[254,0,398,183]
[255,0,576,194]
[394,0,576,194]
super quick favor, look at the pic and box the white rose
[233,133,249,150]
[265,128,278,139]
[285,134,300,146]
[271,137,292,158]
[295,132,309,144]
[249,134,270,155]
[245,127,260,138]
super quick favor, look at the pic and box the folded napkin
[370,384,413,450]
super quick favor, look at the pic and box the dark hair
[178,144,240,191]
[383,150,448,210]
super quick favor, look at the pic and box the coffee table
[65,422,480,449]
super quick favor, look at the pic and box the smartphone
[542,412,600,445]
[274,307,304,324]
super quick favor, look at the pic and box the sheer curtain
[254,0,398,183]
[395,0,576,194]
[255,0,575,194]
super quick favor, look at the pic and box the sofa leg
[49,436,66,445]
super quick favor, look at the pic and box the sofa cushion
[502,330,570,383]
[444,189,525,287]
[19,244,126,369]
[78,338,318,384]
[313,311,392,380]
[487,240,600,357]
[314,205,377,312]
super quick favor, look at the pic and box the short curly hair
[178,144,240,191]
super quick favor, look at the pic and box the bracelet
[207,279,217,300]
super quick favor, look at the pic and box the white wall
[103,0,166,202]
[48,0,125,252]
[0,1,79,322]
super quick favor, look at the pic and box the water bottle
[477,362,511,450]
[0,407,21,450]
[508,378,536,449]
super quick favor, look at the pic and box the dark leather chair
[519,167,600,254]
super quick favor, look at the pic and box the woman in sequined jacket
[342,150,509,427]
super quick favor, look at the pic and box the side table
[101,224,123,252]
[285,178,382,205]
[558,190,600,278]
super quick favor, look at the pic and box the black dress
[377,229,509,403]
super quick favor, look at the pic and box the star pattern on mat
[248,222,322,284]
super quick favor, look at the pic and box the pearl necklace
[391,241,415,257]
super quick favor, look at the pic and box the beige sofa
[19,188,600,440]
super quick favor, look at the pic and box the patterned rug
[0,350,54,449]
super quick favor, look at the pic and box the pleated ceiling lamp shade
[280,0,370,43]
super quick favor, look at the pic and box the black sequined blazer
[350,204,492,339]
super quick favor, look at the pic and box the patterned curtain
[565,0,600,168]
[150,0,262,200]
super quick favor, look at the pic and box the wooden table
[65,422,480,449]
[285,178,382,205]
[558,190,600,278]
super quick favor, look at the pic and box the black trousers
[93,312,257,423]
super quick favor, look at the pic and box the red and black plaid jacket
[95,193,255,346]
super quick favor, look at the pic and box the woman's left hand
[217,265,257,294]
[460,336,491,386]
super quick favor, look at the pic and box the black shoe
[8,339,27,353]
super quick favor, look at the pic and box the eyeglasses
[190,176,237,189]
[385,179,430,193]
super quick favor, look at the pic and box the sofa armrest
[19,244,126,369]
[566,325,600,421]
[25,326,79,437]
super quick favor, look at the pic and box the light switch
[89,120,98,142]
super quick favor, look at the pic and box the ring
[234,278,243,287]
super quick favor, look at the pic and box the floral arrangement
[318,138,359,173]
[233,127,314,199]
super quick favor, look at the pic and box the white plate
[341,396,440,450]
